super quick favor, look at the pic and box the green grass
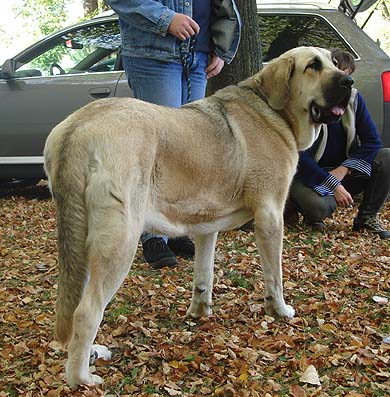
[224,269,254,290]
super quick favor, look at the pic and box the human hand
[168,13,200,40]
[329,166,350,181]
[334,184,354,207]
[205,53,224,79]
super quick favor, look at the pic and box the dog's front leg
[187,232,218,318]
[254,210,295,319]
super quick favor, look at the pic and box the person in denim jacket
[106,0,241,268]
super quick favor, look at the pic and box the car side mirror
[0,58,16,79]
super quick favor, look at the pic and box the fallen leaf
[1,185,390,395]
[299,365,321,385]
[372,295,388,305]
[21,297,33,304]
[290,384,306,397]
[164,387,182,396]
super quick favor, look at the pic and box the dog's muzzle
[310,74,354,124]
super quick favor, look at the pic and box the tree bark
[207,0,262,96]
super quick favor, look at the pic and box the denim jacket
[106,0,241,64]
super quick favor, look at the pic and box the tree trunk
[207,0,262,96]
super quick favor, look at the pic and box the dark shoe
[142,237,177,269]
[353,216,390,239]
[304,219,325,231]
[167,236,195,258]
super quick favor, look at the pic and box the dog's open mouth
[310,98,349,124]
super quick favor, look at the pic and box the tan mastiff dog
[44,46,353,387]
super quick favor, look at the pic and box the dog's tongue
[330,105,345,116]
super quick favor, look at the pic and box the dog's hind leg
[187,232,218,318]
[66,224,141,388]
[65,176,145,388]
[254,206,295,319]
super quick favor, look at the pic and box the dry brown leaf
[290,384,306,397]
[1,186,390,395]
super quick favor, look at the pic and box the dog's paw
[277,304,295,319]
[92,345,112,360]
[88,374,104,386]
[265,298,295,319]
[68,373,104,389]
[89,345,112,365]
[186,302,212,318]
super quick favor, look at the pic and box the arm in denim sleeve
[341,93,382,176]
[106,0,176,36]
[297,149,341,196]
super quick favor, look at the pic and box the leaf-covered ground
[0,182,389,397]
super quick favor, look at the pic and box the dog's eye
[332,57,339,68]
[306,57,322,72]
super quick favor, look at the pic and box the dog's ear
[255,56,295,110]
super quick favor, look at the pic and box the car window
[258,14,353,62]
[15,21,122,77]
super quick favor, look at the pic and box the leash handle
[179,34,197,103]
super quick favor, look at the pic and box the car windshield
[15,21,121,77]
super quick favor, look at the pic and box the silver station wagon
[1,0,389,180]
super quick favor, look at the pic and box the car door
[0,19,132,176]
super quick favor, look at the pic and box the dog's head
[254,46,353,150]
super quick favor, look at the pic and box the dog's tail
[44,122,90,347]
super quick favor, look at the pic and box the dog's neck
[290,113,320,151]
[234,82,299,154]
[237,78,264,99]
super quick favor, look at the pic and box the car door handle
[89,87,111,98]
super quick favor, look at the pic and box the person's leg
[122,56,183,267]
[283,197,299,226]
[122,56,197,264]
[290,178,337,229]
[352,148,390,239]
[159,51,207,257]
[122,56,183,107]
[357,148,390,217]
[123,52,208,106]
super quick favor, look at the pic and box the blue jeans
[122,52,209,243]
[122,52,208,106]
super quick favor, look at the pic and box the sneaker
[167,236,195,258]
[353,216,390,239]
[304,219,325,231]
[142,237,177,269]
